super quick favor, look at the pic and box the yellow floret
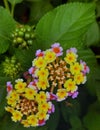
[64,52,77,64]
[70,62,83,75]
[74,73,86,85]
[32,57,47,68]
[15,81,26,93]
[11,110,22,122]
[38,102,49,113]
[36,91,47,103]
[37,79,49,90]
[44,50,56,63]
[37,111,47,120]
[56,88,68,101]
[27,115,38,127]
[7,97,17,107]
[36,68,49,79]
[21,120,30,127]
[5,106,14,114]
[24,88,36,100]
[9,90,19,100]
[64,79,77,92]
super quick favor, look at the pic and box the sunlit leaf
[36,2,95,49]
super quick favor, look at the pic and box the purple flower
[48,104,55,114]
[28,80,38,91]
[38,120,46,126]
[46,92,57,101]
[80,60,90,74]
[35,49,44,57]
[51,43,63,56]
[66,47,77,54]
[6,81,13,93]
[28,67,36,75]
[68,91,79,99]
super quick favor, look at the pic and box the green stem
[11,4,15,17]
[96,55,100,59]
[3,0,10,13]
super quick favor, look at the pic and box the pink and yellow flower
[51,43,63,56]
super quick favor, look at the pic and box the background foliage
[0,0,100,130]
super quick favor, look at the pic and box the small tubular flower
[37,79,49,90]
[11,110,22,122]
[32,57,47,68]
[56,89,68,101]
[27,115,38,127]
[44,50,56,63]
[74,73,86,85]
[70,62,83,75]
[6,81,13,93]
[36,68,49,79]
[64,79,78,93]
[64,52,78,64]
[51,43,63,56]
[15,81,26,93]
[24,88,36,100]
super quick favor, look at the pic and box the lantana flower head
[30,43,89,102]
[5,79,55,127]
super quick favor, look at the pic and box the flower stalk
[3,0,10,13]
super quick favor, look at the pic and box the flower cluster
[5,43,89,127]
[29,43,89,101]
[5,79,55,127]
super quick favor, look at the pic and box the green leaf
[8,0,23,4]
[29,1,53,24]
[61,100,81,122]
[95,67,100,101]
[96,85,100,102]
[69,115,83,130]
[83,101,100,130]
[85,21,100,47]
[0,7,16,54]
[36,2,95,49]
[25,0,43,2]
